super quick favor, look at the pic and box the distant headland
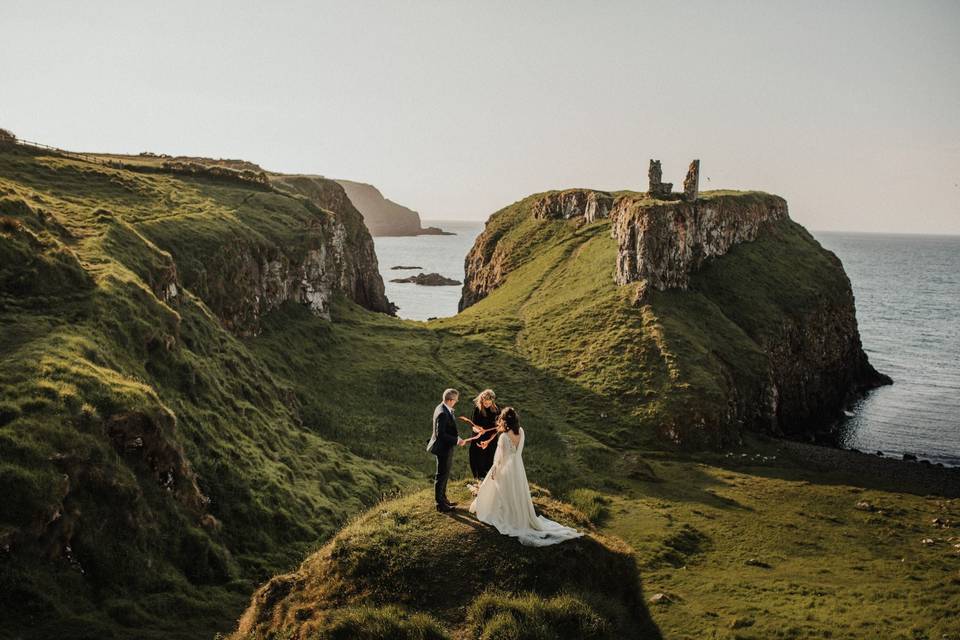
[335,179,453,237]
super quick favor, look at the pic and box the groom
[426,388,466,512]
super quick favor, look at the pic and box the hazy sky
[2,1,958,233]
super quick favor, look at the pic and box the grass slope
[0,147,408,639]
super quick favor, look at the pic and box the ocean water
[814,232,960,467]
[373,220,485,321]
[372,223,960,466]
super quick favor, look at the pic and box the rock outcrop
[531,189,613,222]
[389,272,461,286]
[461,189,791,307]
[186,240,360,336]
[110,171,397,337]
[459,189,614,311]
[269,175,396,317]
[611,192,789,290]
[335,179,451,236]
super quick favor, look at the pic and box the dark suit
[426,402,459,506]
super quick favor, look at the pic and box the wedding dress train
[469,428,582,546]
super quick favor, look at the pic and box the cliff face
[269,175,396,319]
[459,188,890,445]
[181,238,351,336]
[462,190,790,308]
[130,173,394,337]
[531,189,614,222]
[610,193,790,290]
[760,288,888,436]
[459,228,510,311]
[59,166,397,339]
[335,179,449,236]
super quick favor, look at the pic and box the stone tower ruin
[683,159,700,202]
[647,159,701,202]
[647,160,673,198]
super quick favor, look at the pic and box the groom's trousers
[434,450,454,505]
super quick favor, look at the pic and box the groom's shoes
[436,503,455,513]
[444,500,458,507]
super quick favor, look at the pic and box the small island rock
[390,272,462,286]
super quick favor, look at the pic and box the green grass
[0,147,408,639]
[230,486,653,639]
[602,458,960,639]
[1,146,957,640]
[567,488,612,525]
[466,591,611,640]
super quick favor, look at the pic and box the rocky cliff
[335,179,450,236]
[129,173,395,337]
[462,189,790,307]
[459,188,890,445]
[269,174,397,318]
[609,192,789,290]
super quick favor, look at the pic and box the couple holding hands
[425,388,582,547]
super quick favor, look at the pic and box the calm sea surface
[373,224,960,466]
[373,220,485,321]
[814,232,960,467]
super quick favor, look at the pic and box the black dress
[469,405,500,479]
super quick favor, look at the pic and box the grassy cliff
[1,144,957,639]
[456,188,888,447]
[0,146,408,638]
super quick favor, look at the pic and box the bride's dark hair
[497,406,520,434]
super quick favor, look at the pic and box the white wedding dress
[469,428,583,546]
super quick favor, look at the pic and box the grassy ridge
[0,147,408,639]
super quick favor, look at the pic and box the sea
[373,222,960,467]
[815,232,960,467]
[373,220,485,321]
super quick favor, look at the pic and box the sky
[2,0,958,234]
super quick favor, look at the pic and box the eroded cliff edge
[131,172,395,336]
[459,188,891,446]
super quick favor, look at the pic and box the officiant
[469,389,500,479]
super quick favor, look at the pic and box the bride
[469,407,583,546]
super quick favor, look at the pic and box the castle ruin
[647,159,700,202]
